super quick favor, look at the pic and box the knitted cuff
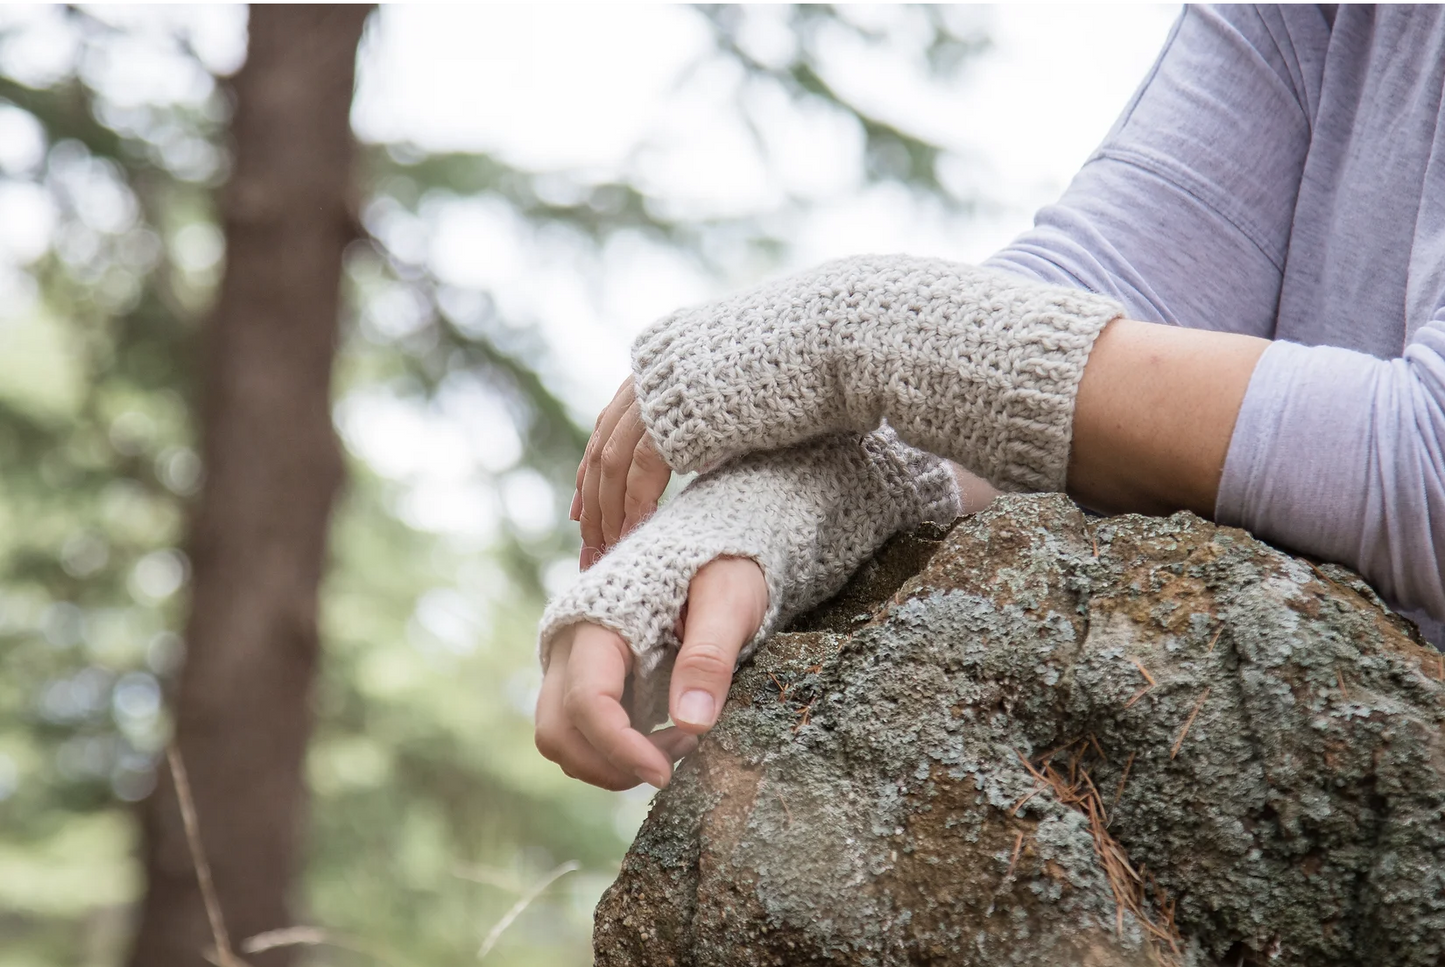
[632,255,1123,492]
[538,426,960,730]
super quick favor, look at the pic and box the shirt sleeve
[984,4,1324,334]
[984,6,1445,632]
[1217,334,1445,635]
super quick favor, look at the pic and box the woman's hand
[534,556,768,789]
[571,377,672,568]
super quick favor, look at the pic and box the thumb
[670,556,769,734]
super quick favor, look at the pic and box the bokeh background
[0,5,1177,965]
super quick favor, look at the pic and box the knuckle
[560,684,590,718]
[633,438,663,467]
[676,640,734,680]
[600,439,629,473]
[534,728,563,763]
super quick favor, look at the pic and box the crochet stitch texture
[540,256,1123,729]
[537,426,958,729]
[632,255,1124,493]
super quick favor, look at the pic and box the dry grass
[167,746,248,967]
[167,745,576,967]
[476,861,580,960]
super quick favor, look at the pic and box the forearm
[1070,318,1445,633]
[632,254,1278,523]
[1068,319,1269,517]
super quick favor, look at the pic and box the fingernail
[569,490,581,521]
[580,545,602,570]
[676,690,716,729]
[639,769,667,790]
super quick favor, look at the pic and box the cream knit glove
[537,426,959,730]
[632,255,1124,493]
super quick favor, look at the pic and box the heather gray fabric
[986,4,1445,644]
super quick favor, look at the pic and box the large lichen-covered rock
[593,495,1445,967]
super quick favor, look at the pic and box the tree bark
[128,7,372,966]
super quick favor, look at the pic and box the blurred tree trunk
[128,6,372,966]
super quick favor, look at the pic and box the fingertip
[633,740,675,790]
[650,727,700,763]
[569,489,582,521]
[674,688,718,732]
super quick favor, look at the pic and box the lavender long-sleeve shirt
[986,4,1445,645]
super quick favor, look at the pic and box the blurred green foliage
[0,6,983,966]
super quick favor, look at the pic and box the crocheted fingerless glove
[632,255,1124,493]
[537,426,960,729]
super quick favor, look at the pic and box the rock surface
[593,495,1445,966]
